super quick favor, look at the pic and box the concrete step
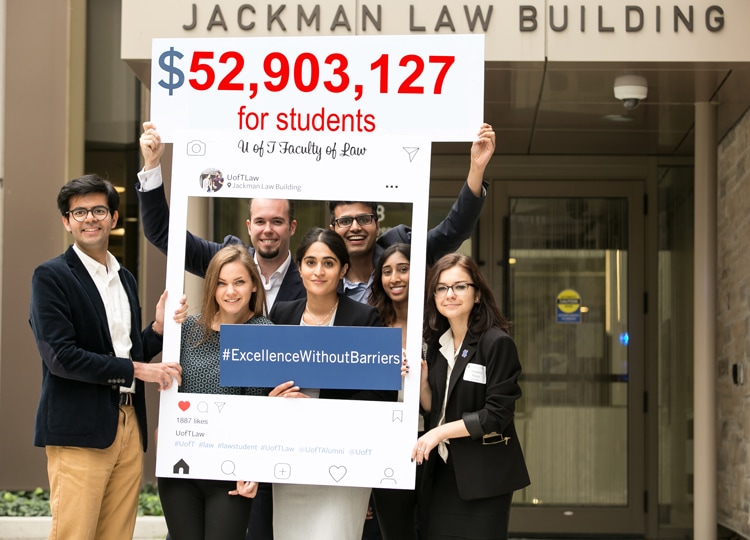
[0,516,167,540]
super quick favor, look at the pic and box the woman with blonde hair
[158,245,272,540]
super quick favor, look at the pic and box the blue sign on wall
[219,325,402,390]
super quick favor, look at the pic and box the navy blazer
[423,327,530,500]
[136,183,305,305]
[269,295,395,402]
[29,246,163,450]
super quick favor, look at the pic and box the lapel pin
[461,350,468,358]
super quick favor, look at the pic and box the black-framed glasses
[333,213,376,228]
[434,282,477,297]
[66,206,111,222]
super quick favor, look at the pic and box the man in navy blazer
[29,175,183,540]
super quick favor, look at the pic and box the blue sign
[219,325,402,390]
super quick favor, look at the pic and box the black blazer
[29,246,163,450]
[136,183,305,305]
[375,180,488,266]
[269,295,395,401]
[423,327,530,500]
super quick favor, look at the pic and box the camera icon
[187,140,206,156]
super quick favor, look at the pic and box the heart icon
[178,401,190,411]
[329,465,347,483]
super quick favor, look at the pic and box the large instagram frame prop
[157,132,429,489]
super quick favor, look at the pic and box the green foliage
[0,487,50,516]
[137,483,163,517]
[0,485,163,517]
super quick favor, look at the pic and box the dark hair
[327,201,378,225]
[369,243,410,326]
[423,253,510,345]
[247,198,295,222]
[195,245,267,343]
[295,227,350,269]
[57,174,119,216]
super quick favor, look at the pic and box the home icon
[173,459,190,474]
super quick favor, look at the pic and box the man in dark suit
[138,122,305,312]
[29,175,183,540]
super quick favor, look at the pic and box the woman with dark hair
[158,245,272,540]
[368,243,420,540]
[268,227,386,540]
[413,253,530,540]
[369,243,410,349]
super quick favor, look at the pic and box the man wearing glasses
[329,122,495,303]
[29,175,183,540]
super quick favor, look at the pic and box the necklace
[304,301,338,326]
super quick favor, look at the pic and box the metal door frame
[494,180,646,536]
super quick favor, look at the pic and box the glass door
[495,181,646,536]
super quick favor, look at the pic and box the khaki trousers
[46,404,143,540]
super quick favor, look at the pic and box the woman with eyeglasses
[158,245,271,540]
[268,227,393,540]
[412,253,530,540]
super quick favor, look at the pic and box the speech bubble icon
[178,401,190,411]
[392,410,403,422]
[329,465,347,482]
[197,401,209,413]
[221,460,236,476]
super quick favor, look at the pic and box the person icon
[380,468,397,485]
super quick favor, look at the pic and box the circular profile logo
[199,168,224,193]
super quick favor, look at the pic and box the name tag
[463,363,486,384]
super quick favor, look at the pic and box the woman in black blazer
[267,228,389,540]
[413,253,530,540]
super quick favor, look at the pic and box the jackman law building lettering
[122,1,750,63]
[179,3,727,34]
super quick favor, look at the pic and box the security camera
[614,75,647,111]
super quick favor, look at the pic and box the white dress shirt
[72,244,134,392]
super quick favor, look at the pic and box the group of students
[163,236,530,540]
[136,120,530,540]
[28,120,527,540]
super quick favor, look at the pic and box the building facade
[2,1,750,538]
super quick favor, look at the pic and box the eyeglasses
[434,282,477,297]
[66,206,111,222]
[333,214,376,228]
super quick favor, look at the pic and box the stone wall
[717,106,750,537]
